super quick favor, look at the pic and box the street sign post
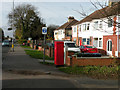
[42,27,47,64]
[42,27,47,34]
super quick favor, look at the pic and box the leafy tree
[8,4,45,40]
[47,25,59,40]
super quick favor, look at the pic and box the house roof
[73,2,120,25]
[56,19,78,30]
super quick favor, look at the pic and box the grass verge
[59,65,119,79]
[25,50,54,60]
[39,62,54,66]
[21,45,31,49]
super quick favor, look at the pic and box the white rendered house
[72,2,120,57]
[54,16,78,41]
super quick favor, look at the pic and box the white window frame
[79,25,81,32]
[55,32,58,35]
[93,38,98,48]
[93,37,103,48]
[99,21,103,29]
[98,38,102,48]
[108,18,113,27]
[83,24,86,31]
[74,27,76,32]
[94,21,98,30]
[87,24,90,30]
[82,38,90,45]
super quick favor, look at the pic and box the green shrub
[21,45,31,49]
[18,39,27,44]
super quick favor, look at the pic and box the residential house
[54,16,78,41]
[72,1,120,57]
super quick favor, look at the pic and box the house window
[83,24,86,31]
[58,31,60,34]
[99,21,102,29]
[94,21,98,30]
[66,30,71,36]
[74,27,76,32]
[87,24,90,30]
[93,38,102,48]
[82,38,90,45]
[99,38,102,47]
[93,38,98,47]
[87,38,90,45]
[82,38,86,45]
[108,18,113,27]
[55,32,57,35]
[79,25,81,32]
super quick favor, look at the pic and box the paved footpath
[2,45,119,88]
[2,44,68,76]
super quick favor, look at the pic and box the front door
[107,39,112,56]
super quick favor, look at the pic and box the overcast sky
[0,0,108,37]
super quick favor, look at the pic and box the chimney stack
[108,0,116,7]
[68,16,74,22]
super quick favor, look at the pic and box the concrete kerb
[3,69,88,78]
[38,59,54,63]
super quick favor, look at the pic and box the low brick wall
[45,49,50,57]
[119,52,120,57]
[38,46,53,57]
[30,43,34,48]
[51,47,54,57]
[66,51,120,66]
[34,45,36,50]
[38,46,44,51]
[66,56,72,66]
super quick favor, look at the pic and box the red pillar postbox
[54,41,64,66]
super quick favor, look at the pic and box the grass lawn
[39,62,54,66]
[21,45,31,49]
[59,65,120,79]
[25,50,54,60]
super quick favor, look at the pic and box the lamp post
[12,0,14,52]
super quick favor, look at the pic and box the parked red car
[80,45,98,53]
